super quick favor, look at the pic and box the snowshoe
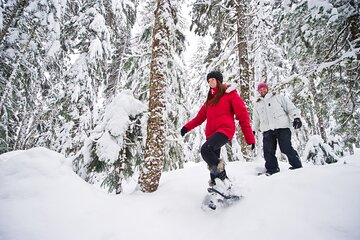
[202,178,241,211]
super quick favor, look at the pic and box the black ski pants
[263,128,302,171]
[200,132,229,168]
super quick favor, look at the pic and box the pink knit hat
[257,82,269,91]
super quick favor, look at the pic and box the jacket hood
[225,83,238,93]
[256,91,276,102]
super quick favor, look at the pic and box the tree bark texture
[236,0,252,160]
[138,0,169,192]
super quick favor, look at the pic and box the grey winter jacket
[253,92,301,132]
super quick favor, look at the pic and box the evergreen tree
[182,38,209,163]
[53,0,114,156]
[126,0,187,172]
[163,3,187,171]
[73,92,146,194]
[276,0,360,151]
[138,0,184,192]
[103,0,137,104]
[0,0,66,154]
[121,0,154,102]
[62,0,144,191]
[1,0,358,186]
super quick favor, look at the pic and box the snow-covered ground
[0,147,359,240]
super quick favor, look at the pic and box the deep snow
[0,147,359,240]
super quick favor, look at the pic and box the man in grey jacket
[253,82,303,175]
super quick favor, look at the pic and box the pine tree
[62,0,146,192]
[103,0,137,104]
[122,0,157,102]
[125,0,187,172]
[0,0,66,153]
[235,0,252,160]
[73,92,146,194]
[138,0,175,192]
[182,38,209,163]
[162,1,187,171]
[53,0,113,156]
[276,0,360,151]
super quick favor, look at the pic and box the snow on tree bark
[236,0,252,161]
[138,0,169,193]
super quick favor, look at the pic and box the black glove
[180,126,187,137]
[293,118,302,129]
[250,144,255,150]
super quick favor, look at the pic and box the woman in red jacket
[181,71,255,186]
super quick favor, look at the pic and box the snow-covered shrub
[73,91,146,194]
[303,135,340,165]
[327,135,345,157]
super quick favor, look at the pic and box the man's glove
[293,118,302,129]
[250,144,255,150]
[180,127,187,137]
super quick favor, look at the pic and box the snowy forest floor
[0,147,360,240]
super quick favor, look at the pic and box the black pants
[263,128,302,171]
[200,132,229,168]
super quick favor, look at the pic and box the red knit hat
[257,82,268,91]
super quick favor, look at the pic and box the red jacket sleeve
[231,92,255,145]
[184,104,207,132]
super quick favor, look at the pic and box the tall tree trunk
[138,0,169,192]
[236,0,251,160]
[309,75,327,142]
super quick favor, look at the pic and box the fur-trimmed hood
[225,83,238,93]
[256,92,277,102]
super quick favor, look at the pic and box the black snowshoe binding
[202,160,241,210]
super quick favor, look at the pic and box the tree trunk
[236,0,252,160]
[309,75,327,142]
[138,0,169,192]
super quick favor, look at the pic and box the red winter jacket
[184,85,255,144]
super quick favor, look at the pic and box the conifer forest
[0,0,359,193]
